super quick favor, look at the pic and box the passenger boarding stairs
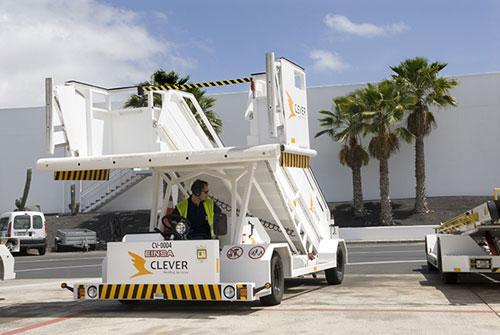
[43,54,333,255]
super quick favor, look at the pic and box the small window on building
[294,71,305,90]
[33,215,43,229]
[14,215,31,229]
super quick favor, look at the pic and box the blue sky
[1,0,499,106]
[108,0,500,86]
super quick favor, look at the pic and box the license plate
[16,232,26,236]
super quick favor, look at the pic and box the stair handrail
[80,169,137,208]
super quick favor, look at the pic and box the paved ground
[1,243,499,334]
[14,243,427,279]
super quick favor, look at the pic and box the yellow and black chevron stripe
[141,77,251,92]
[280,152,309,169]
[54,169,110,181]
[97,284,223,301]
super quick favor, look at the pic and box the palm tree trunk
[351,166,364,216]
[379,158,393,225]
[414,134,429,213]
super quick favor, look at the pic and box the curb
[345,239,424,244]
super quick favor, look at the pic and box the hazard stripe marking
[280,152,309,169]
[96,284,226,301]
[54,169,110,180]
[142,77,252,92]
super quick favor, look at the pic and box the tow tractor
[38,52,347,305]
[425,190,500,283]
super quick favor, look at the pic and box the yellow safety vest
[175,197,215,238]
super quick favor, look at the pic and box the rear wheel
[325,247,345,285]
[38,247,46,256]
[260,252,284,306]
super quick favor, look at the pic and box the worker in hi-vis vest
[172,179,221,240]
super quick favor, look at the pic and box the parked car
[0,211,47,255]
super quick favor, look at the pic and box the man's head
[191,179,209,201]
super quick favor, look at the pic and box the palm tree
[391,57,458,213]
[316,92,369,216]
[362,80,415,225]
[125,70,223,141]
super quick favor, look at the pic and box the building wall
[211,72,500,202]
[1,72,499,213]
[0,107,66,214]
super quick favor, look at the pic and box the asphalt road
[4,242,500,334]
[13,242,428,279]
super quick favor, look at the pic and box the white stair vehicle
[38,53,347,305]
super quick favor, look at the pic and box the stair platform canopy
[38,53,342,255]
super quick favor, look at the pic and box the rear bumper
[19,238,47,248]
[69,282,260,302]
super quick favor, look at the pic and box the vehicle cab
[0,211,47,255]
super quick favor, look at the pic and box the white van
[0,211,47,255]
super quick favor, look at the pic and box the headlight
[473,259,491,269]
[175,222,187,235]
[223,285,235,299]
[87,285,98,299]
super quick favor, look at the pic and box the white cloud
[309,50,348,72]
[324,14,409,37]
[0,0,194,107]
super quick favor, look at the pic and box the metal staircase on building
[80,169,150,213]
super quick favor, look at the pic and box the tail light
[44,221,48,234]
[7,222,12,237]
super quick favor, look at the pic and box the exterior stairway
[80,169,150,213]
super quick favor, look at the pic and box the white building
[1,72,499,214]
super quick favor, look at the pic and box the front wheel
[260,252,284,306]
[325,247,345,285]
[38,247,46,256]
[441,272,458,284]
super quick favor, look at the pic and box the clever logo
[286,91,307,119]
[128,251,153,278]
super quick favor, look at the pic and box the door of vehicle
[12,214,32,240]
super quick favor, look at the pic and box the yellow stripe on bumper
[98,284,224,301]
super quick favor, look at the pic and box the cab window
[0,217,8,231]
[33,215,43,229]
[14,215,31,229]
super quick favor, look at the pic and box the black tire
[441,272,458,284]
[38,247,46,256]
[325,247,345,285]
[260,252,284,306]
[427,261,438,272]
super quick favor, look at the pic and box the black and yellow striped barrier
[140,77,252,93]
[54,169,110,181]
[96,283,223,301]
[280,152,310,169]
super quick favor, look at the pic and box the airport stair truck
[38,52,347,305]
[425,196,500,284]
